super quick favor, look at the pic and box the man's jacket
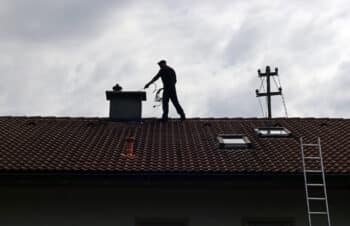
[154,66,177,88]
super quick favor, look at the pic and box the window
[217,134,251,149]
[136,218,188,226]
[243,218,294,226]
[254,127,291,137]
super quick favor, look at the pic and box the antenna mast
[256,66,283,119]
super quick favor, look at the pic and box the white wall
[0,186,348,226]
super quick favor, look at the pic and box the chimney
[106,87,146,121]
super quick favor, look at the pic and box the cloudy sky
[1,0,350,118]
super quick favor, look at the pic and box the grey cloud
[0,0,125,43]
[286,19,336,54]
[1,0,350,118]
[328,62,350,115]
[225,22,262,66]
[206,92,259,117]
[287,61,350,118]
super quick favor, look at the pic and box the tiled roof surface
[0,117,349,174]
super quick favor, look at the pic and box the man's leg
[169,87,186,120]
[162,90,170,120]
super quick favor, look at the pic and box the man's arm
[144,72,161,89]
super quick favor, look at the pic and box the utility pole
[256,66,282,119]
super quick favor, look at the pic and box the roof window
[255,127,291,137]
[217,134,251,149]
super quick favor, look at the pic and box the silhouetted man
[144,60,186,121]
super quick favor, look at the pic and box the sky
[1,0,350,119]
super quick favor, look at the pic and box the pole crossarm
[256,89,282,97]
[258,67,278,77]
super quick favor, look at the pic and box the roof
[0,117,349,175]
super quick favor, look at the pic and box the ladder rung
[308,197,326,200]
[303,144,319,147]
[309,211,328,215]
[307,183,324,186]
[304,157,321,160]
[305,170,322,173]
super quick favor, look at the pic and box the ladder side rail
[300,137,312,226]
[318,137,332,226]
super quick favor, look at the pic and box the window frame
[254,127,291,138]
[217,134,252,149]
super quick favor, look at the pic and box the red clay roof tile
[0,117,349,174]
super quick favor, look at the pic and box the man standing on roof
[144,60,186,121]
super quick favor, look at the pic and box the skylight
[222,137,246,144]
[217,134,251,149]
[255,127,291,137]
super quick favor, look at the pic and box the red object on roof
[122,136,135,159]
[0,117,349,174]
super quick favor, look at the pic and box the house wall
[0,185,348,226]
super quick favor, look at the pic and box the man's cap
[158,60,167,65]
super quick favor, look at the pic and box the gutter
[0,171,349,189]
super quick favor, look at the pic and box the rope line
[152,83,163,108]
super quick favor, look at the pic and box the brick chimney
[106,90,146,121]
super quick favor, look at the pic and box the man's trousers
[162,86,185,119]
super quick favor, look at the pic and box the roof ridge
[0,116,349,120]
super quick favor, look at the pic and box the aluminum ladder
[300,137,331,226]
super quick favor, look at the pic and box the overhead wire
[257,77,267,117]
[276,75,289,117]
[272,74,288,117]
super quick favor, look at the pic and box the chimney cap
[106,90,146,101]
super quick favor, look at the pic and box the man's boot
[161,114,168,122]
[180,113,186,121]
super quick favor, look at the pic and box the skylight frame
[217,134,252,149]
[254,127,291,137]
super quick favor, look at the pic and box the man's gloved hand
[144,83,150,89]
